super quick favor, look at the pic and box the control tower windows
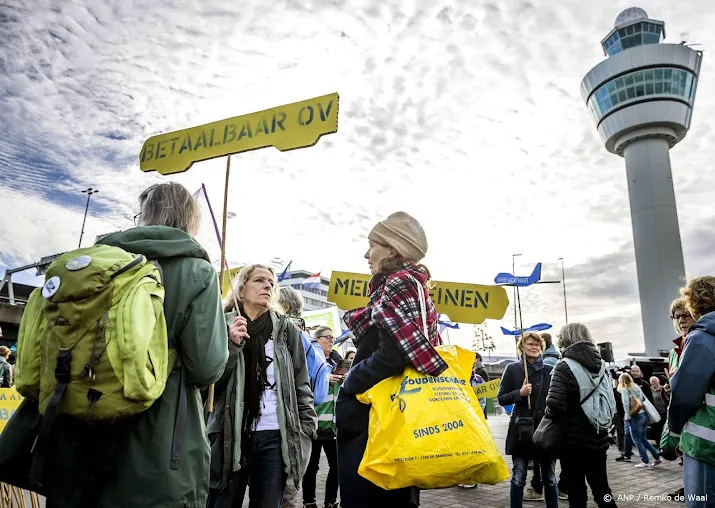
[602,22,663,56]
[588,67,697,121]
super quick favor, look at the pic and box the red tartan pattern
[344,262,447,377]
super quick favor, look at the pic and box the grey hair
[224,264,281,313]
[138,182,200,236]
[279,286,304,317]
[313,325,333,339]
[557,323,594,350]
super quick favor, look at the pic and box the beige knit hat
[368,212,428,262]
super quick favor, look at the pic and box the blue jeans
[511,455,558,508]
[207,430,287,508]
[628,413,659,464]
[623,419,633,457]
[683,453,715,508]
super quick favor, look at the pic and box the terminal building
[277,269,334,311]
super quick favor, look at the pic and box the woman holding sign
[336,212,446,508]
[498,333,557,508]
[207,265,317,508]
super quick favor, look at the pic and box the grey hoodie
[542,344,560,367]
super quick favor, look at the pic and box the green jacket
[5,226,229,507]
[208,310,317,491]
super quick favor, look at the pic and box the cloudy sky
[1,0,714,357]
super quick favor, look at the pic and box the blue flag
[437,314,460,334]
[277,261,292,282]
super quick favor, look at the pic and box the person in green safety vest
[669,277,715,508]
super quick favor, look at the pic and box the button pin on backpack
[42,276,61,299]
[66,255,92,271]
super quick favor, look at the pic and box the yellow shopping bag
[356,345,509,490]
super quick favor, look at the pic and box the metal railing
[0,296,27,306]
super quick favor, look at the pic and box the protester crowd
[496,285,715,508]
[0,181,713,508]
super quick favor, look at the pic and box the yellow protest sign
[0,387,23,433]
[327,271,509,325]
[473,378,500,399]
[140,93,339,175]
[220,266,244,298]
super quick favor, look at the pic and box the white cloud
[2,0,715,357]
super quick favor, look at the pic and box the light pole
[559,257,568,324]
[79,188,99,248]
[512,254,522,329]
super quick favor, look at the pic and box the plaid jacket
[344,262,447,377]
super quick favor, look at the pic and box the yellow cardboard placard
[140,93,339,175]
[0,387,23,433]
[473,378,500,399]
[220,266,244,298]
[327,271,509,325]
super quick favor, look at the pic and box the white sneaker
[458,484,477,489]
[635,461,650,468]
[651,459,663,467]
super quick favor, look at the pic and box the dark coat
[474,362,489,383]
[497,357,552,457]
[336,327,418,507]
[545,341,610,451]
[634,376,654,404]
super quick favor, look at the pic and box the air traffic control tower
[581,8,703,356]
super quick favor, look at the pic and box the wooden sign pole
[207,155,242,413]
[516,285,531,410]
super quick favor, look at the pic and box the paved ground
[287,414,685,508]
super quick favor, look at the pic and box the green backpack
[15,244,172,422]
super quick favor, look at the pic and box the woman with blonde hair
[618,373,661,469]
[207,264,317,508]
[498,333,557,508]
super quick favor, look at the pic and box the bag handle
[406,274,428,339]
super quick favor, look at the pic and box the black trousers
[302,439,339,505]
[531,461,567,494]
[561,448,617,508]
[613,413,625,453]
[337,429,418,508]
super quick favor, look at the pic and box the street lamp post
[512,254,522,329]
[79,187,99,248]
[559,257,568,324]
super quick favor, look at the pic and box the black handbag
[533,416,561,453]
[516,416,535,443]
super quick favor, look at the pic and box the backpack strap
[30,350,72,489]
[109,255,144,280]
[580,372,606,405]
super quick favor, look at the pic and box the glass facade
[602,22,663,56]
[588,67,696,121]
